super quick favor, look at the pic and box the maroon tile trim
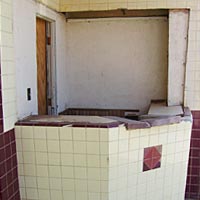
[16,121,123,129]
[15,106,192,129]
[0,129,20,200]
[15,121,71,127]
[104,116,150,129]
[72,121,123,128]
[192,111,200,119]
[185,110,200,199]
[141,116,182,127]
[15,115,123,128]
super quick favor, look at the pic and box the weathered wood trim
[169,9,190,14]
[64,9,169,19]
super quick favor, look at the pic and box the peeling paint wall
[58,1,200,111]
[168,10,189,106]
[65,17,168,113]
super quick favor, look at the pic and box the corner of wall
[0,0,17,132]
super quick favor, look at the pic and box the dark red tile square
[0,175,7,192]
[192,111,200,119]
[9,131,15,143]
[191,149,200,157]
[0,163,6,178]
[5,145,12,158]
[1,189,8,200]
[143,145,162,172]
[6,172,12,186]
[6,158,12,172]
[0,148,5,163]
[186,176,191,185]
[0,122,3,134]
[191,139,200,147]
[11,142,16,155]
[190,185,199,193]
[0,134,4,147]
[12,168,18,180]
[185,186,190,194]
[14,191,20,200]
[143,162,150,171]
[11,156,17,168]
[191,166,199,176]
[191,130,200,139]
[13,180,19,192]
[0,104,2,115]
[0,108,3,120]
[0,94,2,104]
[8,184,13,198]
[193,119,200,129]
[3,132,10,146]
[191,176,199,185]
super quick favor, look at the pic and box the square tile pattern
[143,145,162,171]
[185,111,200,199]
[0,0,17,132]
[0,0,198,199]
[0,36,20,199]
[0,129,20,200]
[15,121,192,200]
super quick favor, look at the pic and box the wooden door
[36,17,47,115]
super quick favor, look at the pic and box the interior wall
[13,0,69,119]
[65,17,168,113]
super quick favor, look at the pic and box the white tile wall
[15,125,110,200]
[15,121,192,200]
[0,0,17,132]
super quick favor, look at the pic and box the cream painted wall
[65,17,168,113]
[13,0,69,119]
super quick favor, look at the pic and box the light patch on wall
[65,17,168,114]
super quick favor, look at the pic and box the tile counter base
[185,111,200,199]
[15,119,192,200]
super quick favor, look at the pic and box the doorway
[36,17,56,115]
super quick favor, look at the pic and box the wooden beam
[64,9,169,19]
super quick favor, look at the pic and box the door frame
[36,14,57,115]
